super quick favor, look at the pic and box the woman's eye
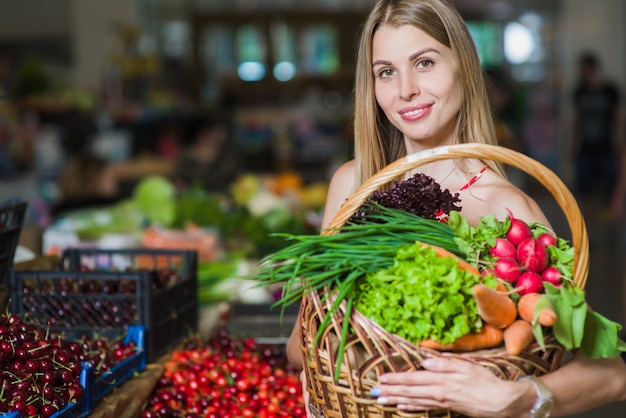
[378,68,395,78]
[416,59,434,69]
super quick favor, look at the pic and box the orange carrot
[495,281,509,292]
[420,242,481,275]
[419,324,504,351]
[472,283,517,329]
[517,293,557,327]
[503,319,535,356]
[419,339,456,351]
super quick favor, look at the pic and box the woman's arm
[538,353,626,416]
[286,314,303,369]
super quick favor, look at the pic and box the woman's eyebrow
[408,47,440,61]
[372,59,392,67]
[372,47,442,67]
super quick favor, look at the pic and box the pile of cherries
[141,329,306,418]
[0,313,138,417]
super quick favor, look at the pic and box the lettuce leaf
[354,242,493,344]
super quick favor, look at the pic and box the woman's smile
[399,103,433,121]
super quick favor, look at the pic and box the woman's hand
[300,370,314,418]
[370,357,528,417]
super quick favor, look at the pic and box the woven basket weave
[301,143,589,418]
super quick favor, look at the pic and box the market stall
[1,171,321,417]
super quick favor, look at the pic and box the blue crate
[82,324,147,409]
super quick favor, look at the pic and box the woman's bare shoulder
[331,159,356,182]
[460,172,550,227]
[321,160,357,229]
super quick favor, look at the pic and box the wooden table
[87,354,168,418]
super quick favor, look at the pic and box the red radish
[537,233,557,248]
[542,266,563,286]
[516,271,544,295]
[517,237,549,273]
[489,238,517,259]
[493,257,522,283]
[506,218,532,246]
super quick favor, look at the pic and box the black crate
[10,248,198,362]
[0,199,27,286]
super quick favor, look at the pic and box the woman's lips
[399,104,432,121]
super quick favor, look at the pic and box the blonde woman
[287,0,626,416]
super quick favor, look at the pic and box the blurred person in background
[485,66,522,151]
[522,90,559,172]
[173,113,241,194]
[569,51,624,236]
[51,153,119,218]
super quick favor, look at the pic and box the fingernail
[379,375,388,383]
[423,358,435,369]
[397,404,408,409]
[377,397,389,405]
[370,388,381,397]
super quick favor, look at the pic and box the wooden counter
[87,361,165,418]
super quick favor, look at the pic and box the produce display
[141,329,306,418]
[11,248,198,363]
[44,173,325,309]
[0,313,139,417]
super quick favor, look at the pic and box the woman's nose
[398,73,419,100]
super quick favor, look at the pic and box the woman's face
[372,24,462,151]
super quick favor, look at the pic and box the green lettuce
[354,242,494,344]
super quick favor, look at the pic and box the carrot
[503,319,535,356]
[421,243,481,275]
[472,283,517,329]
[517,292,558,327]
[495,281,509,292]
[419,324,504,351]
[419,339,456,351]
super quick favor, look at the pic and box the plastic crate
[82,324,147,409]
[0,199,27,286]
[10,248,198,362]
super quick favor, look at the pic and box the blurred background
[0,1,625,415]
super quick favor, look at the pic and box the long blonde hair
[353,0,501,187]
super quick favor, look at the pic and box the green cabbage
[132,176,176,227]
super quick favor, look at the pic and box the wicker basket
[301,143,589,418]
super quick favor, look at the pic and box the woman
[286,0,626,416]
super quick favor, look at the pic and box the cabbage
[132,176,176,227]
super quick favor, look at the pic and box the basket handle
[325,143,589,289]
